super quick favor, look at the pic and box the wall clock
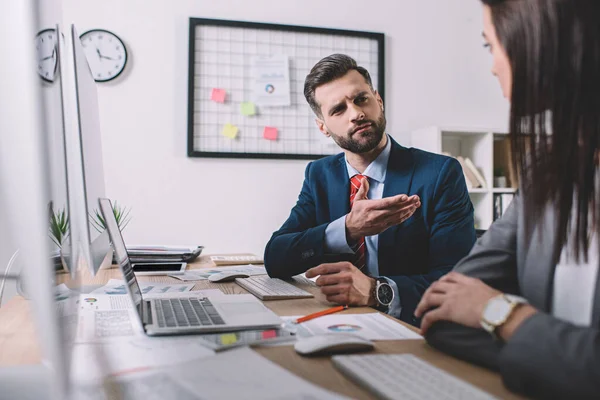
[35,28,58,82]
[79,29,128,82]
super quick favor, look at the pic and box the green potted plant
[91,201,132,265]
[91,201,132,233]
[48,203,70,271]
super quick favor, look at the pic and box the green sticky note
[240,102,256,116]
[221,123,239,139]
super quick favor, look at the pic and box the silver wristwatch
[373,278,394,310]
[480,294,528,335]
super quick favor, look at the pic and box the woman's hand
[415,272,502,334]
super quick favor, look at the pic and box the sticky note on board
[211,88,226,103]
[240,102,256,116]
[263,126,278,141]
[222,123,239,139]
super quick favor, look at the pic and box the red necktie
[350,174,366,270]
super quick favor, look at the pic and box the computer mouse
[294,334,374,356]
[208,272,250,283]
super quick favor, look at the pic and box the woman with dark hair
[414,0,600,397]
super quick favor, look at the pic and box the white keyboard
[332,354,497,400]
[235,275,314,300]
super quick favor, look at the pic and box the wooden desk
[0,255,524,399]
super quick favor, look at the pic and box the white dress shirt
[323,135,402,317]
[552,232,599,327]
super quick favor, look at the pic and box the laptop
[99,198,283,336]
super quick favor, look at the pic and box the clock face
[35,29,58,82]
[79,29,127,82]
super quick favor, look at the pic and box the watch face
[483,296,512,325]
[79,29,127,82]
[35,29,58,82]
[377,282,394,306]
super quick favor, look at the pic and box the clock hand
[96,47,117,61]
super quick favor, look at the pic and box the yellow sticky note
[240,102,256,116]
[221,123,239,139]
[219,333,238,345]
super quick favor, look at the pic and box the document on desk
[71,347,347,399]
[283,313,422,340]
[90,278,194,295]
[70,335,216,385]
[165,347,348,399]
[169,264,267,281]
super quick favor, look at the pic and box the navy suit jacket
[264,137,476,324]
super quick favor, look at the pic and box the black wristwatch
[372,278,394,311]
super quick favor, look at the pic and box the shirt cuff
[381,277,402,318]
[324,215,354,254]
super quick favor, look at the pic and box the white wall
[59,0,509,255]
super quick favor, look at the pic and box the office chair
[0,249,20,307]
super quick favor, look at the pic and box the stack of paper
[169,265,267,281]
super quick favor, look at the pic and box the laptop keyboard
[235,275,314,300]
[154,298,225,328]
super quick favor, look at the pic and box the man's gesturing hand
[346,177,421,242]
[305,262,375,306]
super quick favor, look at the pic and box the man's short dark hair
[303,54,374,117]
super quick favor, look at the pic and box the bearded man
[264,54,475,326]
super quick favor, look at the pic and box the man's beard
[328,113,386,154]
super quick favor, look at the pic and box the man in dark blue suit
[264,54,475,325]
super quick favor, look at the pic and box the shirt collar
[344,134,391,184]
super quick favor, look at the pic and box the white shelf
[468,188,488,194]
[491,188,517,194]
[411,126,512,230]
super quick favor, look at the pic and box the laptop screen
[99,198,143,318]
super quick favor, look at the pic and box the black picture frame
[187,17,385,160]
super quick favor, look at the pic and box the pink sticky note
[263,126,278,141]
[211,88,226,103]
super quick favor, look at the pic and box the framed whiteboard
[187,18,385,160]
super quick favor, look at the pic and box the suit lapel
[378,139,416,268]
[328,155,351,219]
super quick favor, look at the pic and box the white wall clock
[79,29,128,82]
[35,28,58,82]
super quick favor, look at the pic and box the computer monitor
[0,8,72,399]
[70,24,112,276]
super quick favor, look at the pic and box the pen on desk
[295,305,347,324]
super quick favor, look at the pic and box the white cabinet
[410,126,517,230]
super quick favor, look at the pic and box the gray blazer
[425,194,600,398]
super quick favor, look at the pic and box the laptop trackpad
[219,303,267,316]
